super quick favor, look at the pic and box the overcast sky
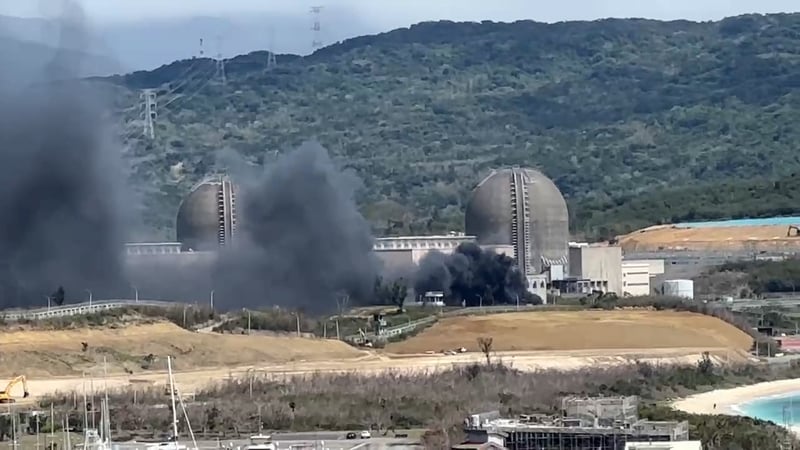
[1,0,798,26]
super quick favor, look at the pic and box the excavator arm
[0,375,29,403]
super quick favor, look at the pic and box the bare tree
[477,336,493,365]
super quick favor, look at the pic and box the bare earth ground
[385,310,754,354]
[0,322,366,377]
[0,311,756,404]
[619,224,800,252]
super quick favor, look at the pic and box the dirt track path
[20,346,747,404]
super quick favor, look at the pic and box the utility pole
[310,6,324,51]
[140,89,157,139]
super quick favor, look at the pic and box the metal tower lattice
[140,89,157,139]
[310,6,324,50]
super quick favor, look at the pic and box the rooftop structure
[175,176,238,251]
[373,234,475,251]
[465,167,569,275]
[462,397,689,450]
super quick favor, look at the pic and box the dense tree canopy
[105,14,800,240]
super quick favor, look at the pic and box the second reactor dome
[175,176,238,251]
[465,167,569,275]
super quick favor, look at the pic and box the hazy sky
[1,0,797,26]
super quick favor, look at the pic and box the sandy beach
[672,378,800,416]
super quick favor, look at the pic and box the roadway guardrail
[0,299,185,321]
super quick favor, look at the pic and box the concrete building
[124,242,182,256]
[568,244,623,295]
[462,396,690,450]
[465,167,569,276]
[621,261,652,296]
[175,176,238,251]
[372,234,476,272]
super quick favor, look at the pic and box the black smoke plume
[0,2,129,308]
[0,2,380,313]
[414,243,528,306]
[212,141,380,312]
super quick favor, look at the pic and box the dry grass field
[385,310,754,354]
[619,224,800,252]
[0,321,365,378]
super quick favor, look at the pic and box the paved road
[111,434,421,449]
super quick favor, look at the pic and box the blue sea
[739,392,800,425]
[675,216,800,228]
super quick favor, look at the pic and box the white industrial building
[556,243,666,297]
[372,234,477,272]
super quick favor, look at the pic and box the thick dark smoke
[212,141,380,312]
[414,243,529,306]
[0,1,130,307]
[0,2,380,312]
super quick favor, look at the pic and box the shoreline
[672,378,800,419]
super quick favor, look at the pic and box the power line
[159,66,219,111]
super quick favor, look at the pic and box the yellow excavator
[0,376,29,404]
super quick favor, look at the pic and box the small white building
[621,261,652,296]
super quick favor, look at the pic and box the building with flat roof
[461,397,690,450]
[372,234,477,272]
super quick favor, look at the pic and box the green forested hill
[105,14,800,240]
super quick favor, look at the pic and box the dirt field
[619,224,800,252]
[0,310,758,404]
[0,322,366,378]
[385,310,753,354]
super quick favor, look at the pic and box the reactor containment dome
[176,176,238,251]
[465,167,569,275]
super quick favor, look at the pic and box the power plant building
[373,234,476,272]
[465,168,569,276]
[175,176,238,251]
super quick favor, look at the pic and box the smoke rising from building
[212,141,380,312]
[0,1,130,308]
[414,243,528,306]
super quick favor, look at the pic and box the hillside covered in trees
[103,14,800,240]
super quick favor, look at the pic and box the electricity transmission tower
[266,28,277,71]
[140,89,157,139]
[310,6,324,51]
[216,36,227,85]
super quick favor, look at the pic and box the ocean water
[675,216,800,228]
[739,392,800,425]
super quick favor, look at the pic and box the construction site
[458,396,700,450]
[618,217,800,254]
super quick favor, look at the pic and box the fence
[344,315,438,344]
[0,299,184,321]
[343,304,574,344]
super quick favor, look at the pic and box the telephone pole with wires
[140,89,157,139]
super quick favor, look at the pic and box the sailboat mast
[50,404,55,445]
[167,356,180,443]
[82,372,88,439]
[103,357,111,443]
